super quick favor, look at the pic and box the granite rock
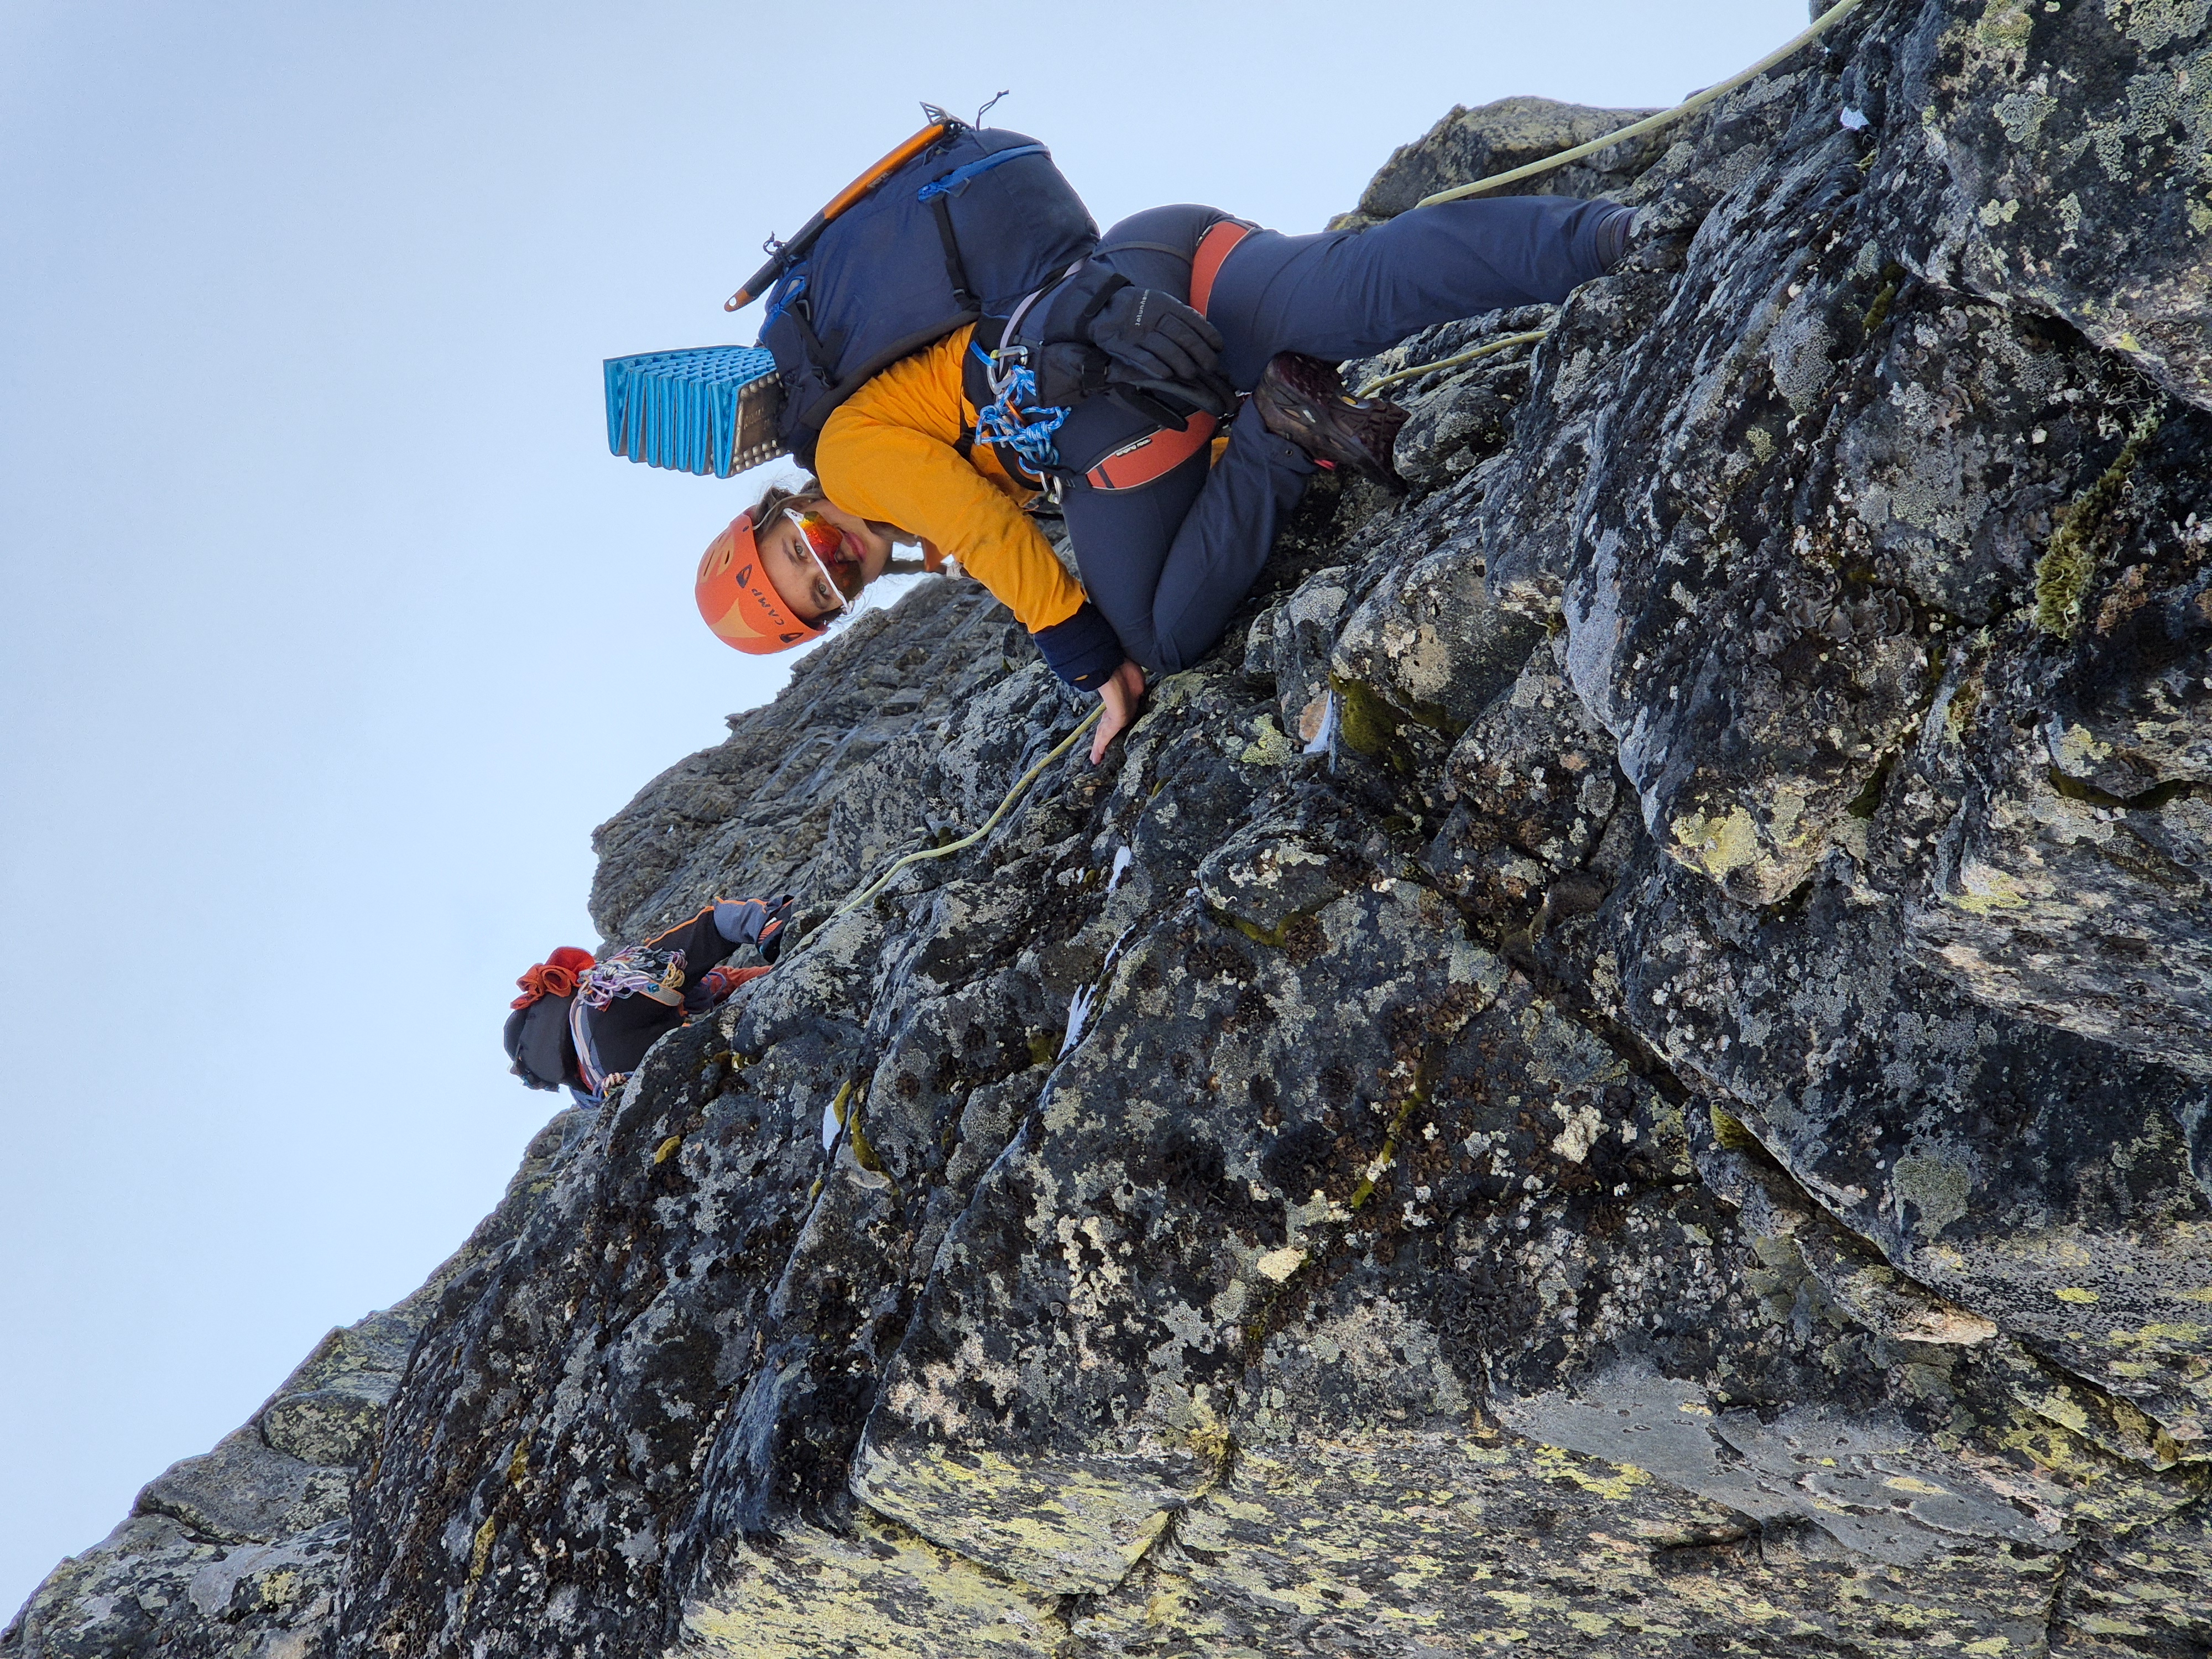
[13,5,2212,1653]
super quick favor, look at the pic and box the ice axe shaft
[725,123,950,311]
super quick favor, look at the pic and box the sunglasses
[783,507,860,625]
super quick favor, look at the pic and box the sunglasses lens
[789,510,842,564]
[784,507,858,617]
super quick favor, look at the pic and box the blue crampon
[970,359,1069,474]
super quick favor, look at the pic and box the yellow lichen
[1238,716,1301,768]
[1670,805,1761,881]
[467,1515,497,1583]
[1945,858,2031,914]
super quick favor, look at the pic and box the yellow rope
[1415,0,1871,208]
[1357,327,1550,398]
[818,703,1104,925]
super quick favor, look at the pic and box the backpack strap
[928,198,982,315]
[1188,217,1257,318]
[957,321,1006,462]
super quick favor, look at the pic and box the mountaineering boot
[1250,352,1411,494]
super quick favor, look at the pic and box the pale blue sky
[0,0,1801,1614]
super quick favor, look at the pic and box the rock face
[1,1136,565,1659]
[12,4,2212,1654]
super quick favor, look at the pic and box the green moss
[1206,904,1324,951]
[1709,1105,1762,1153]
[2034,410,2162,639]
[1326,674,1464,775]
[847,1120,898,1192]
[1844,750,1898,820]
[1330,675,1413,768]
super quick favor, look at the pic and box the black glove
[1031,340,1111,409]
[714,895,796,963]
[1086,285,1235,416]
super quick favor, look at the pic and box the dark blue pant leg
[1061,414,1314,675]
[1207,194,1625,387]
[1066,195,1618,675]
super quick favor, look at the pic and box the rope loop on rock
[815,703,1104,929]
[1357,327,1552,399]
[1414,0,1871,208]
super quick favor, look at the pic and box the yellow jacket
[815,326,1087,635]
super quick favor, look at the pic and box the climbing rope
[1357,327,1551,398]
[1416,0,1870,208]
[1355,0,1870,398]
[813,703,1104,928]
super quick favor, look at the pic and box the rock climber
[503,896,792,1108]
[697,192,1635,764]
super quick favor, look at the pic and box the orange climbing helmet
[695,511,825,654]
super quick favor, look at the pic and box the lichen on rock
[10,6,2212,1654]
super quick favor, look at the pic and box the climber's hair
[747,475,823,525]
[747,475,928,577]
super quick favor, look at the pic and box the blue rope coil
[971,363,1068,474]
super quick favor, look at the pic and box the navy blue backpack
[739,121,1099,471]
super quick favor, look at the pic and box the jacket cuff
[1033,600,1125,690]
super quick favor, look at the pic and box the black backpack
[503,995,580,1093]
[745,121,1099,470]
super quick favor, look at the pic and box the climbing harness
[1186,217,1255,316]
[1416,0,1871,208]
[808,703,1105,931]
[1357,327,1552,398]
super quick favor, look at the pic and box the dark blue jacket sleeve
[1032,599,1124,689]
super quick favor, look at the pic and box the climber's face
[759,499,895,624]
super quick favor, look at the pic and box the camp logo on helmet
[733,564,810,644]
[695,512,826,654]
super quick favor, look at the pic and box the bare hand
[1091,660,1147,765]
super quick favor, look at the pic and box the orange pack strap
[1084,411,1219,493]
[1188,218,1256,319]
